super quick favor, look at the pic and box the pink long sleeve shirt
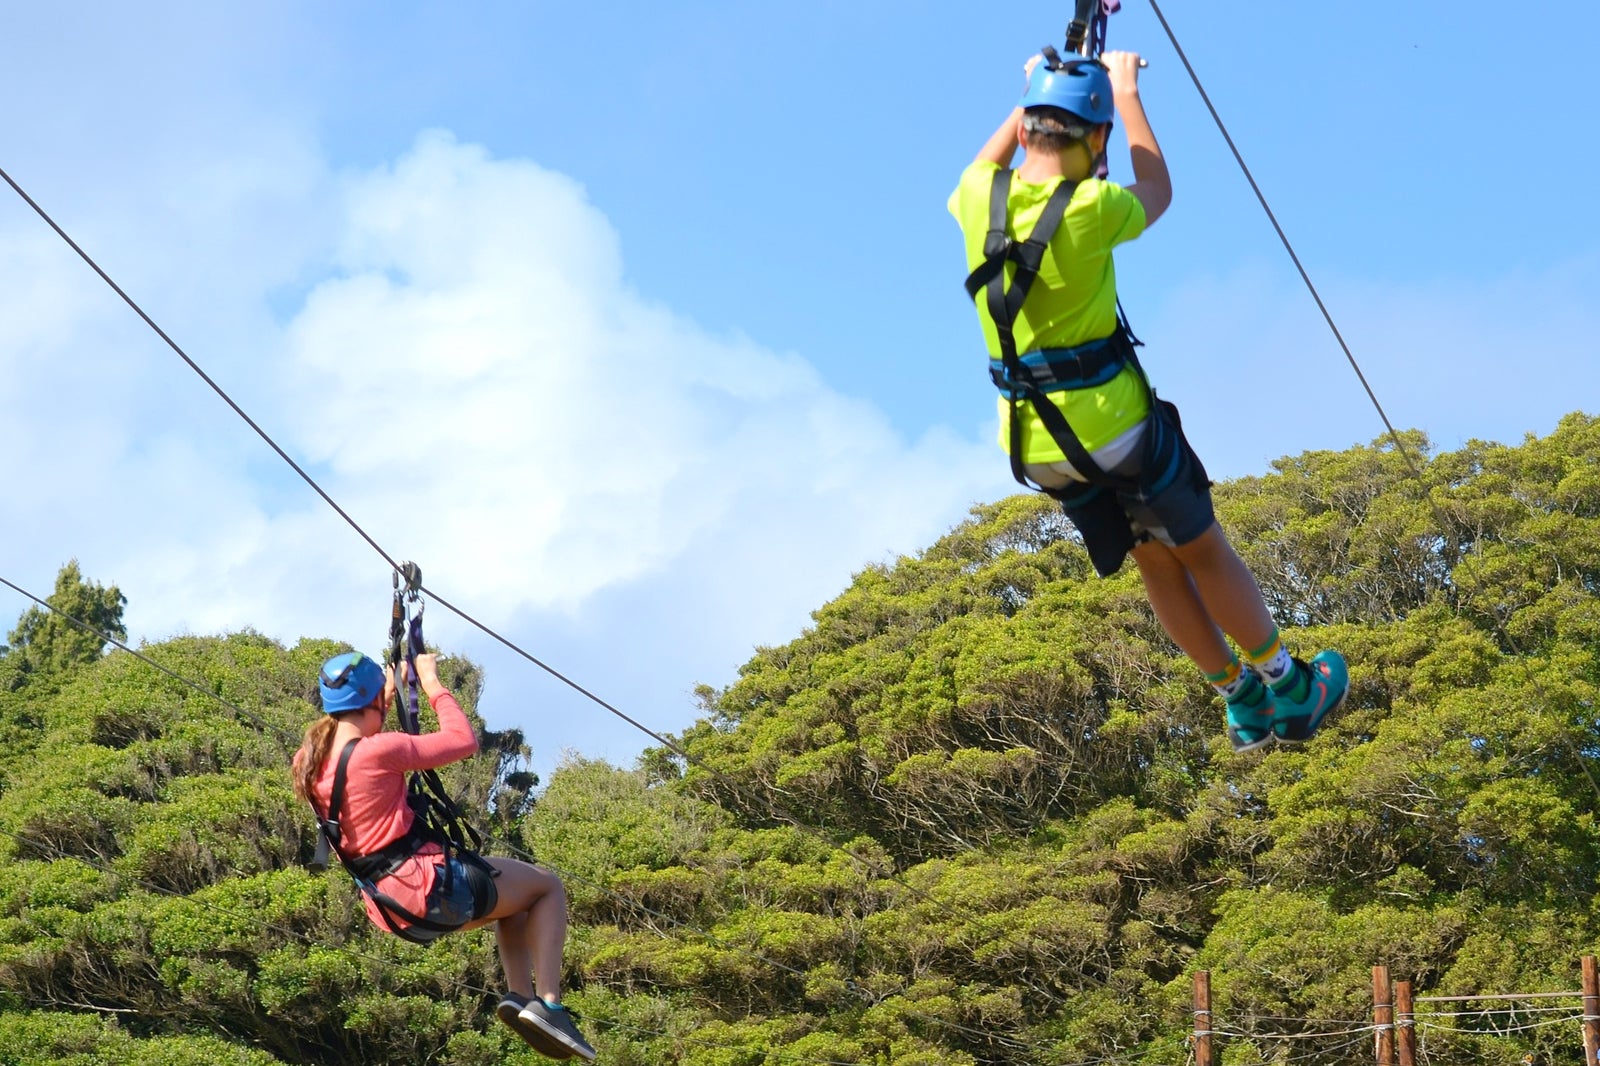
[309,689,478,930]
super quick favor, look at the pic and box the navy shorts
[1037,403,1215,577]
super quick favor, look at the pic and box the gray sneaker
[496,993,572,1060]
[519,998,596,1062]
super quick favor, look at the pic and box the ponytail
[292,716,340,803]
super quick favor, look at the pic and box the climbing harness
[963,0,1196,507]
[962,167,1190,507]
[308,562,496,945]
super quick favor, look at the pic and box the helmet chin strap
[1082,125,1108,180]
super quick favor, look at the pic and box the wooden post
[1583,954,1599,1065]
[1373,965,1395,1066]
[1395,979,1416,1066]
[1193,969,1214,1066]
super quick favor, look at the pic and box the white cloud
[1,130,1005,762]
[278,131,1004,626]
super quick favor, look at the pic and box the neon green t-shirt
[948,160,1149,463]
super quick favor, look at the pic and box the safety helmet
[1019,53,1114,125]
[318,651,385,714]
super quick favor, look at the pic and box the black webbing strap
[323,738,358,842]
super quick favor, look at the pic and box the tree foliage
[1,561,126,686]
[4,415,1600,1064]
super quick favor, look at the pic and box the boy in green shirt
[950,49,1348,750]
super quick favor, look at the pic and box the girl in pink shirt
[293,650,594,1061]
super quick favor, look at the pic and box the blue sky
[2,1,1597,782]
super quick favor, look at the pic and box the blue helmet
[318,651,386,714]
[1019,53,1114,124]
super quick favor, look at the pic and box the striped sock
[1204,658,1267,707]
[1247,629,1307,703]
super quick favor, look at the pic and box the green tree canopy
[5,416,1600,1064]
[4,560,126,679]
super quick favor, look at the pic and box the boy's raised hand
[1101,50,1145,96]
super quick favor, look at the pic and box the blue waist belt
[989,337,1126,394]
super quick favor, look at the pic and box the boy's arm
[1104,50,1171,226]
[972,55,1044,166]
[973,108,1025,167]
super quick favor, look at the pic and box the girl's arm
[369,655,480,771]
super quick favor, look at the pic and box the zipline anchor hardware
[1065,0,1117,57]
[389,561,426,734]
[1055,3,1144,65]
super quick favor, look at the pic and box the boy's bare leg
[1166,523,1277,652]
[1130,538,1233,674]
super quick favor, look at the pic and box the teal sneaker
[1225,685,1275,754]
[1271,651,1349,744]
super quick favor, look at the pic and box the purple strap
[1091,0,1118,60]
[404,608,425,732]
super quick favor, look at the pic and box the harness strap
[989,337,1124,393]
[385,569,488,861]
[388,592,417,736]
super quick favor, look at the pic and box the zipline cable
[419,584,679,752]
[0,165,935,875]
[1141,0,1425,484]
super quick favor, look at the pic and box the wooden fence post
[1394,979,1415,1066]
[1583,954,1599,1065]
[1193,969,1213,1066]
[1373,965,1394,1066]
